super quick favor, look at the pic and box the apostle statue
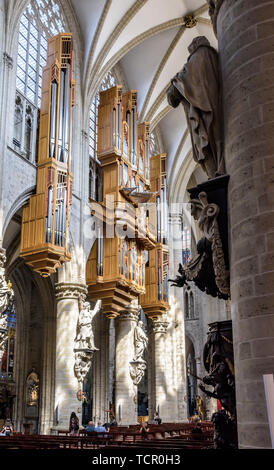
[74,300,101,351]
[133,320,148,363]
[0,249,14,314]
[166,36,225,179]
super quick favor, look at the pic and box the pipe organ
[86,86,157,318]
[20,33,74,276]
[140,153,170,320]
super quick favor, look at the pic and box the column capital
[118,299,140,322]
[152,318,169,334]
[55,283,88,301]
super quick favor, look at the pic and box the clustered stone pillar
[151,317,168,421]
[115,303,139,425]
[214,0,274,448]
[54,283,87,431]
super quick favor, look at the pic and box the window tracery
[14,0,66,161]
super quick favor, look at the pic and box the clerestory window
[13,0,66,162]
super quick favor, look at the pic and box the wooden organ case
[20,33,75,276]
[140,153,170,320]
[86,86,157,318]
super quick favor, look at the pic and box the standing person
[69,412,79,436]
[1,418,13,436]
[95,421,107,438]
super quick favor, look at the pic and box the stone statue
[0,249,14,314]
[130,320,148,385]
[74,300,101,351]
[133,320,148,362]
[167,36,225,179]
[74,300,101,386]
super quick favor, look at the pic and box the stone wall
[217,0,274,449]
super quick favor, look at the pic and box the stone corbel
[130,360,147,385]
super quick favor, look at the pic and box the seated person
[1,419,13,436]
[191,421,203,435]
[85,421,96,433]
[95,421,107,437]
[153,412,162,424]
[139,421,150,440]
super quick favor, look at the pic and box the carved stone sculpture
[74,300,101,351]
[133,320,148,362]
[74,300,101,386]
[199,321,237,449]
[0,249,14,366]
[130,320,148,385]
[0,249,14,314]
[166,36,225,179]
[169,192,229,299]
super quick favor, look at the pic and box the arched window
[182,222,191,265]
[189,291,194,318]
[89,71,116,201]
[14,0,66,161]
[184,290,189,319]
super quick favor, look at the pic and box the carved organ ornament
[20,33,75,277]
[86,86,170,321]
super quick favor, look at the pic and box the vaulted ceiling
[71,0,215,198]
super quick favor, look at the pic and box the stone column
[53,283,87,431]
[150,317,169,421]
[213,0,274,448]
[115,303,139,425]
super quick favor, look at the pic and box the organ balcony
[20,33,74,276]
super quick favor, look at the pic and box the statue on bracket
[0,248,14,366]
[74,300,101,351]
[130,320,148,385]
[200,321,237,449]
[0,249,14,314]
[74,300,101,388]
[166,36,225,179]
